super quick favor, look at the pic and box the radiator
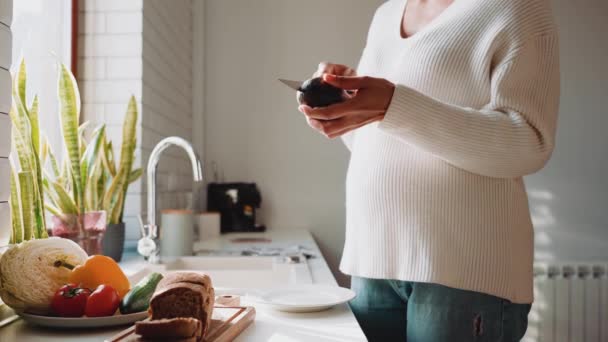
[523,263,608,342]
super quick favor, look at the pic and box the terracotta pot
[50,211,107,255]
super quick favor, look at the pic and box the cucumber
[120,272,164,314]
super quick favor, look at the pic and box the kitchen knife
[279,77,349,107]
[278,79,303,92]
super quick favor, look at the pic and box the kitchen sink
[128,256,313,290]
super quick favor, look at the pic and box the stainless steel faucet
[138,137,203,263]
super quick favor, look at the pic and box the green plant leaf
[109,190,125,224]
[81,125,106,191]
[128,168,143,184]
[18,172,35,241]
[40,135,49,167]
[58,63,84,216]
[8,104,32,172]
[9,158,23,244]
[45,203,64,219]
[101,139,117,178]
[51,181,79,215]
[103,96,138,224]
[28,95,40,155]
[14,60,28,111]
[47,143,61,177]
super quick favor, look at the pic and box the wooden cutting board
[107,296,255,342]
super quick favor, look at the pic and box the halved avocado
[297,77,346,108]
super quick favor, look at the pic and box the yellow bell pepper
[54,255,130,298]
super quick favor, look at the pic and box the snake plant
[42,64,142,226]
[100,96,141,224]
[8,60,48,242]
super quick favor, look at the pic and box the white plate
[256,285,356,313]
[18,311,148,329]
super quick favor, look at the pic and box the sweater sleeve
[377,35,560,178]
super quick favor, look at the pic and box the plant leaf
[9,158,23,243]
[128,168,143,184]
[80,125,106,191]
[101,139,117,178]
[103,96,138,224]
[18,172,35,241]
[47,143,61,177]
[51,181,79,215]
[44,203,64,219]
[58,63,84,215]
[8,104,32,172]
[40,135,49,167]
[28,95,40,155]
[14,59,28,111]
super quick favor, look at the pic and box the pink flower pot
[50,211,107,255]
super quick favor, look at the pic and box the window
[10,0,73,153]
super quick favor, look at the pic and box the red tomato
[85,284,120,317]
[51,284,91,317]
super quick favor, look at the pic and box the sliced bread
[135,317,202,340]
[149,272,215,338]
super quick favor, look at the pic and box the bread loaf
[149,272,214,339]
[135,317,202,340]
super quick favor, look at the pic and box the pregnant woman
[299,0,560,341]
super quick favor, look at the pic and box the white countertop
[0,229,367,342]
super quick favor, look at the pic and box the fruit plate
[17,311,148,329]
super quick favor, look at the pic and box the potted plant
[38,63,109,254]
[7,60,48,243]
[8,61,141,258]
[96,98,141,261]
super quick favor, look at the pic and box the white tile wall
[78,34,142,57]
[0,0,12,27]
[78,2,145,238]
[106,57,142,79]
[0,0,11,245]
[0,114,10,156]
[80,12,105,34]
[141,0,194,213]
[0,25,10,68]
[0,72,9,114]
[0,203,9,245]
[80,79,142,103]
[78,0,194,243]
[78,57,106,80]
[106,12,142,34]
[0,158,8,201]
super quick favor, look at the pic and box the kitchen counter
[0,229,367,342]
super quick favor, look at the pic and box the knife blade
[278,79,303,92]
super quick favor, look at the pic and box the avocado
[297,77,346,108]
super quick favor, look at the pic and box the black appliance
[207,182,264,233]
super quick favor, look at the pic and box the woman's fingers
[308,113,383,139]
[299,98,364,120]
[315,62,356,78]
[322,74,373,90]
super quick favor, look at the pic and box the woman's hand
[299,73,395,139]
[313,62,357,79]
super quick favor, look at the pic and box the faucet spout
[145,137,203,251]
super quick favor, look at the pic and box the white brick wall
[141,0,194,233]
[78,0,194,243]
[78,0,144,242]
[0,0,12,245]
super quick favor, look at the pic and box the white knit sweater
[340,0,560,304]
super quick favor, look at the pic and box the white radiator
[523,263,608,342]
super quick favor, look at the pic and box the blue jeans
[350,277,531,342]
